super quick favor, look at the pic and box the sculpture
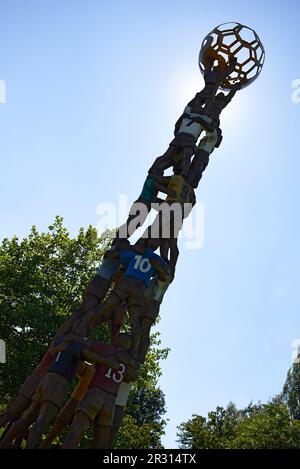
[0,22,264,449]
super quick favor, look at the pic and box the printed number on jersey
[133,255,151,273]
[105,363,126,383]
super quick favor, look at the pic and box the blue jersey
[48,342,84,383]
[120,249,166,286]
[96,257,120,281]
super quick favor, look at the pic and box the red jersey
[34,349,55,378]
[88,343,126,396]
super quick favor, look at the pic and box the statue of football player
[0,275,127,443]
[0,339,118,449]
[78,243,127,313]
[40,360,96,449]
[148,45,237,178]
[62,333,135,449]
[110,301,127,344]
[0,349,55,434]
[186,134,216,188]
[59,239,130,337]
[186,81,242,188]
[144,175,195,273]
[75,238,171,359]
[199,35,238,104]
[139,273,173,365]
[116,173,176,239]
[92,272,173,449]
[95,380,133,449]
[97,275,173,449]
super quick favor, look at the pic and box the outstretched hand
[231,81,242,91]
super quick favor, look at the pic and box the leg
[0,399,40,449]
[26,400,60,449]
[181,146,195,178]
[62,411,90,449]
[40,398,78,449]
[92,395,115,449]
[110,303,127,344]
[0,421,13,443]
[148,145,178,175]
[187,148,209,188]
[79,276,111,313]
[106,406,125,448]
[76,291,122,336]
[139,317,154,364]
[187,127,218,188]
[159,238,169,264]
[128,304,142,359]
[169,237,179,275]
[54,276,111,340]
[117,200,150,239]
[92,423,111,449]
[12,427,28,449]
[0,394,31,428]
[111,323,122,345]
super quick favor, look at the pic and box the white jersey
[179,105,214,139]
[115,381,133,407]
[179,117,203,139]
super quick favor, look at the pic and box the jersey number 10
[133,255,151,273]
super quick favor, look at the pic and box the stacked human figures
[0,23,265,449]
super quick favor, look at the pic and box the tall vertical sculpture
[0,22,265,449]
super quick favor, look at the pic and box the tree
[177,401,300,449]
[177,404,240,449]
[112,414,166,449]
[282,363,300,420]
[231,402,300,449]
[0,217,168,447]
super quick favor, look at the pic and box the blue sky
[1,0,300,448]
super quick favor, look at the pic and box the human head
[114,333,133,351]
[115,238,130,249]
[144,237,159,252]
[216,92,225,100]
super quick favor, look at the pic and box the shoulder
[144,249,158,259]
[144,177,154,187]
[120,250,134,259]
[67,341,84,355]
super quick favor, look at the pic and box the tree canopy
[0,217,168,448]
[177,401,300,449]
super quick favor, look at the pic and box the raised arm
[222,56,238,81]
[220,82,241,109]
[82,348,119,369]
[152,176,176,198]
[115,350,136,369]
[149,256,172,283]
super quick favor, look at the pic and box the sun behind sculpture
[199,22,265,90]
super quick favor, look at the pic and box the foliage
[0,217,168,448]
[177,400,300,449]
[282,362,300,420]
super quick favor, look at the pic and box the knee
[184,146,195,157]
[194,149,210,169]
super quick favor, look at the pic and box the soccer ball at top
[199,22,265,90]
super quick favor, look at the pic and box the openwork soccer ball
[199,22,265,90]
